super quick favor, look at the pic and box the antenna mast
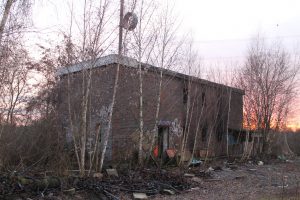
[118,0,124,55]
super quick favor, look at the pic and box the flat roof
[57,54,245,95]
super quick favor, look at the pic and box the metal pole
[118,0,124,56]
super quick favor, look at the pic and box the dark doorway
[157,126,169,159]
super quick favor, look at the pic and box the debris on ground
[191,177,202,184]
[258,161,264,165]
[93,172,103,179]
[189,158,202,167]
[133,192,148,199]
[63,188,76,195]
[183,173,195,177]
[162,189,175,195]
[106,168,118,177]
[206,167,214,173]
[0,169,193,199]
[1,157,300,199]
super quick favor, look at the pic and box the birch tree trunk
[78,69,92,176]
[148,3,183,157]
[138,60,144,165]
[137,0,144,166]
[99,62,120,172]
[67,73,81,172]
[150,70,162,154]
[99,0,124,172]
[88,123,101,176]
[0,0,14,43]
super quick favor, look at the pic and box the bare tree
[60,0,116,176]
[116,0,183,165]
[236,37,299,154]
[0,0,33,124]
[98,0,121,172]
[0,40,33,126]
[0,0,32,44]
[122,0,158,166]
[178,40,201,166]
[147,2,183,161]
[0,0,13,42]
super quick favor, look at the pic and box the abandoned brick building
[57,54,245,162]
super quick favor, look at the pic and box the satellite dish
[122,12,138,31]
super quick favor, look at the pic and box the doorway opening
[157,126,169,159]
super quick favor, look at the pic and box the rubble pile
[0,169,193,199]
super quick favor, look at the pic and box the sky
[173,0,300,130]
[31,0,300,58]
[30,0,300,130]
[175,0,300,66]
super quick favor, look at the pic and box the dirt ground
[154,157,300,200]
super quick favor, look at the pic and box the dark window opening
[201,92,206,107]
[183,86,188,104]
[228,132,238,145]
[201,125,208,142]
[228,129,245,144]
[217,121,223,141]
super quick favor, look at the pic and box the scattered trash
[0,169,192,199]
[162,189,175,195]
[63,188,76,195]
[258,161,264,166]
[188,187,200,191]
[206,167,214,173]
[153,145,159,158]
[106,168,118,177]
[184,173,195,177]
[189,158,202,167]
[191,177,202,183]
[271,183,280,187]
[235,175,246,180]
[277,184,288,188]
[278,155,286,161]
[166,149,176,158]
[93,172,103,179]
[133,193,148,199]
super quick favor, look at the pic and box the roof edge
[56,54,139,76]
[56,54,245,95]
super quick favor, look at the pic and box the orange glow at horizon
[286,122,300,132]
[242,113,300,132]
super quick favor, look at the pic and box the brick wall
[58,63,244,162]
